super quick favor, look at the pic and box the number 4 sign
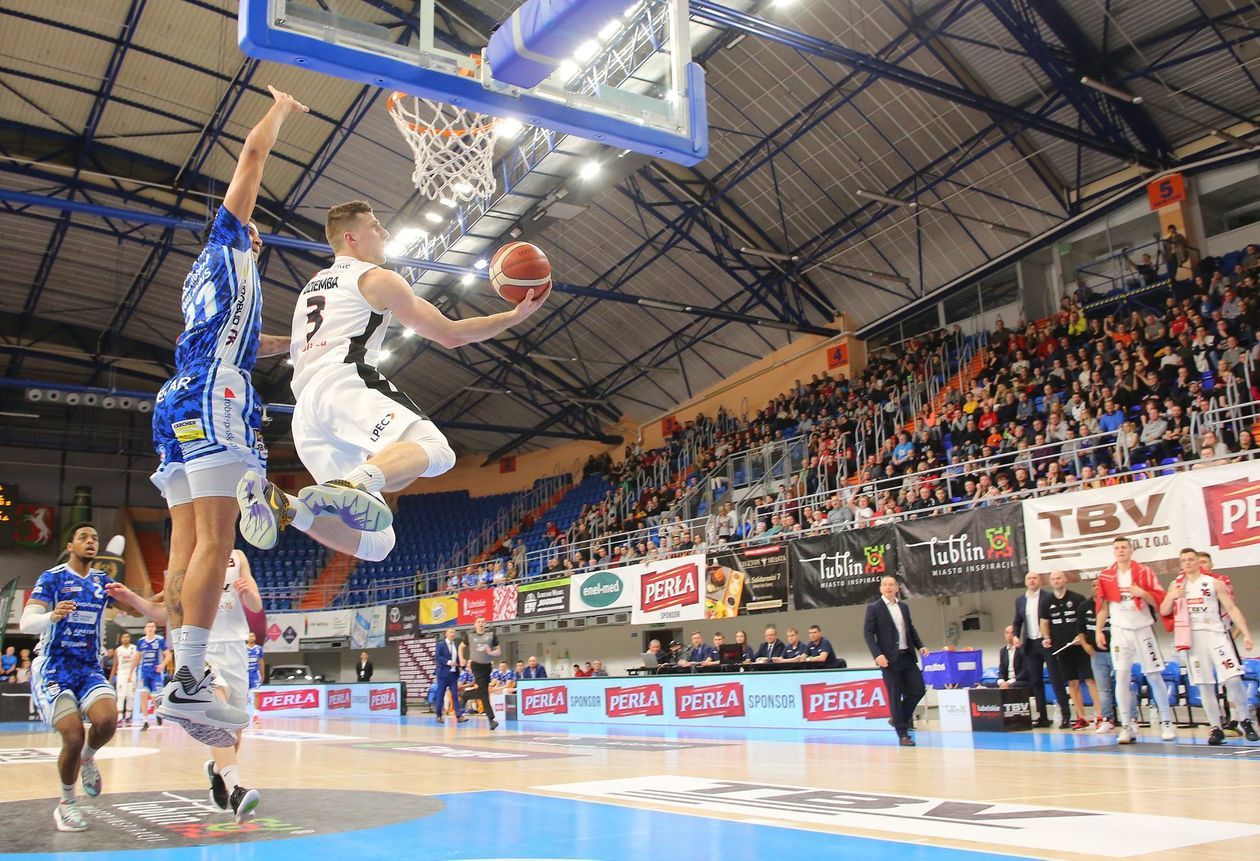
[1147,173,1185,210]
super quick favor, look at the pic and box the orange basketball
[489,241,552,303]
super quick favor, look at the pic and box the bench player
[150,87,388,743]
[19,524,154,831]
[1161,548,1256,744]
[246,631,265,726]
[237,200,546,560]
[107,548,263,823]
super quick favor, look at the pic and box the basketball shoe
[79,756,102,798]
[54,800,88,832]
[230,786,260,824]
[235,471,392,549]
[157,667,247,747]
[206,760,229,811]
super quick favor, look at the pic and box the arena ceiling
[1,0,1258,461]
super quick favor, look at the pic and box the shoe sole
[236,471,279,550]
[161,715,240,748]
[234,789,260,824]
[302,484,393,532]
[54,809,87,832]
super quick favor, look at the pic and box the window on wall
[1201,181,1260,236]
[943,283,983,324]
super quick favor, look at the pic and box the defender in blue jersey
[134,620,170,731]
[19,523,158,832]
[246,633,265,690]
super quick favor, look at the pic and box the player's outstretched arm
[105,582,170,625]
[361,268,545,349]
[257,333,291,358]
[231,550,264,613]
[223,85,309,226]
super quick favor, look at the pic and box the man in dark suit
[753,625,787,662]
[433,628,467,723]
[1012,571,1054,727]
[355,651,374,682]
[997,625,1027,688]
[864,576,929,746]
[521,655,548,679]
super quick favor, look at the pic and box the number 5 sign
[1147,173,1185,210]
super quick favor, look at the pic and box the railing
[445,473,573,570]
[1075,236,1199,309]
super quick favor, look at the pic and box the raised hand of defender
[509,288,548,324]
[267,84,310,116]
[50,600,76,621]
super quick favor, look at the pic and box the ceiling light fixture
[460,274,475,286]
[497,118,524,140]
[1080,76,1142,104]
[856,188,916,208]
[423,212,443,224]
[739,246,800,262]
[578,160,602,180]
[473,258,488,270]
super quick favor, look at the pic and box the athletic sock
[342,463,386,494]
[170,626,182,667]
[81,743,98,762]
[222,764,241,790]
[61,784,75,803]
[176,626,210,678]
[290,502,315,532]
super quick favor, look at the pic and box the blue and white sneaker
[299,479,392,532]
[79,756,102,798]
[54,800,87,832]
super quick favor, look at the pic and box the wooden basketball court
[2,714,1257,860]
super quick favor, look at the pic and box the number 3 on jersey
[305,295,326,343]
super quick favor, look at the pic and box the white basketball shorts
[1184,629,1244,685]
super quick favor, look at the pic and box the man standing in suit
[997,625,1027,688]
[864,576,929,746]
[1012,571,1054,727]
[355,651,373,682]
[433,628,467,723]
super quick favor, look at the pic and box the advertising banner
[791,525,896,609]
[1173,461,1260,571]
[458,588,493,624]
[493,583,519,622]
[1022,475,1183,571]
[517,577,571,619]
[351,606,386,649]
[515,670,888,729]
[386,601,419,642]
[895,506,1024,596]
[705,543,789,616]
[569,568,634,613]
[253,683,403,717]
[302,609,352,639]
[265,612,304,653]
[419,595,458,629]
[630,553,707,625]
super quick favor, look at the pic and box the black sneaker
[1033,718,1052,728]
[156,714,163,726]
[229,786,260,824]
[141,722,149,732]
[1242,719,1259,742]
[1208,727,1226,746]
[489,719,499,730]
[205,760,229,811]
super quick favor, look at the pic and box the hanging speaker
[82,393,98,406]
[101,397,117,410]
[65,393,81,406]
[45,390,61,403]
[137,400,152,414]
[25,389,42,402]
[116,397,134,411]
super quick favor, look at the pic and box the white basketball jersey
[211,552,250,645]
[1185,575,1226,633]
[291,256,392,397]
[115,644,137,679]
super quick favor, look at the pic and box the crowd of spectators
[428,246,1260,590]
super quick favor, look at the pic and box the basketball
[489,241,552,304]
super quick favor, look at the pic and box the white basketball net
[387,92,498,202]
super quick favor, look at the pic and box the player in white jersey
[237,200,546,561]
[1160,548,1255,744]
[106,549,263,823]
[110,632,137,726]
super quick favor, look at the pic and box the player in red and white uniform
[107,549,262,823]
[237,200,546,562]
[1095,536,1177,744]
[1161,548,1255,744]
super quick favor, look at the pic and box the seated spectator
[572,663,587,678]
[489,660,515,692]
[778,627,807,663]
[804,624,841,668]
[677,631,718,668]
[590,660,608,678]
[734,630,756,663]
[642,640,665,669]
[754,625,786,662]
[521,656,548,679]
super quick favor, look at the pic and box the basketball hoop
[387,91,498,202]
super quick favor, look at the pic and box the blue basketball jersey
[175,206,262,371]
[136,635,167,671]
[247,644,264,678]
[28,564,114,671]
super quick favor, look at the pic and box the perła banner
[630,553,706,625]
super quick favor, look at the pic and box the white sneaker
[236,471,291,551]
[79,757,101,797]
[1117,724,1137,744]
[1095,718,1116,735]
[298,480,393,532]
[157,667,247,747]
[54,800,88,832]
[1161,721,1177,741]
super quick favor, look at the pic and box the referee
[467,616,501,730]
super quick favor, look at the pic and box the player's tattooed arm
[257,334,291,358]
